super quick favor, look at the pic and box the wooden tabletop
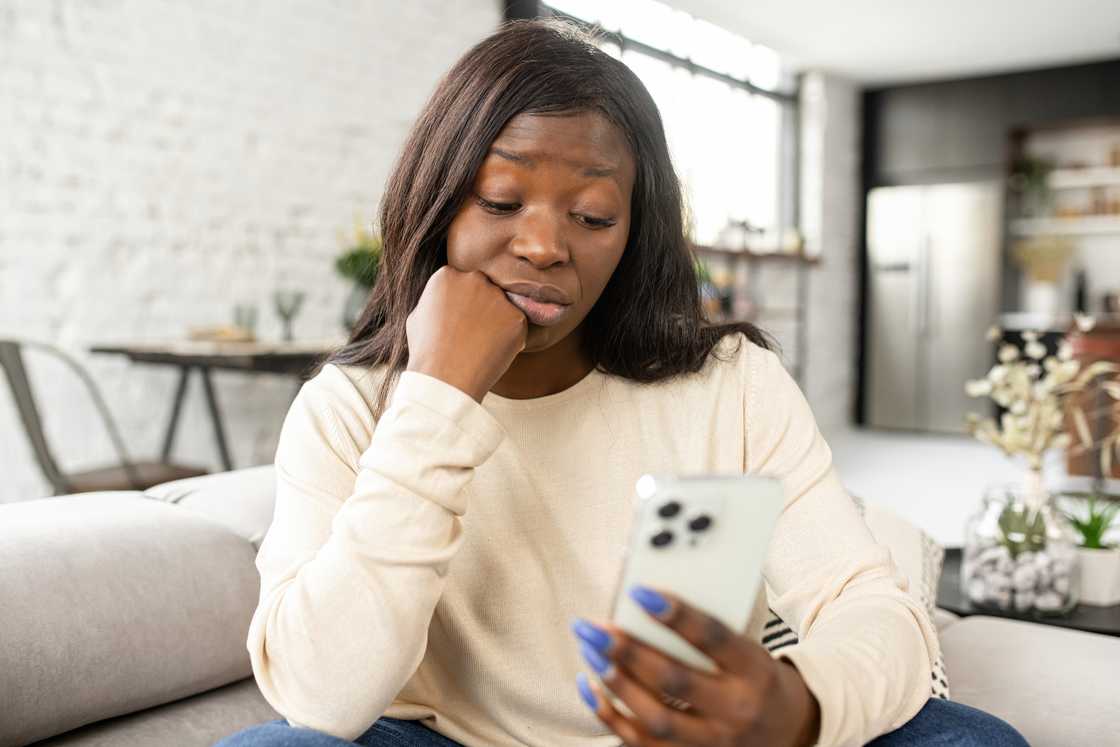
[90,339,345,377]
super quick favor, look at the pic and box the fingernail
[629,585,669,616]
[579,641,613,677]
[576,672,598,711]
[571,618,612,652]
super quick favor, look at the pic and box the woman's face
[446,111,636,353]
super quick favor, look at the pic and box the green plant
[694,256,712,285]
[997,500,1048,558]
[1009,155,1054,194]
[335,223,382,288]
[1060,493,1120,549]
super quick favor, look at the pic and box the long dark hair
[323,18,771,416]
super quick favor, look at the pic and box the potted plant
[1061,493,1120,606]
[1009,155,1054,218]
[335,221,382,332]
[1010,236,1075,316]
[960,319,1120,615]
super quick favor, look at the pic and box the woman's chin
[520,327,554,353]
[520,324,570,354]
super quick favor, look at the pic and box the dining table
[90,339,344,472]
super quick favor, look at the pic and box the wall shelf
[1009,215,1120,236]
[690,243,820,264]
[1047,166,1120,190]
[689,242,812,384]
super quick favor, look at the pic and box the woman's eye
[476,196,519,214]
[575,214,617,229]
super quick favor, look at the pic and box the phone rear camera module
[657,500,682,518]
[650,530,674,548]
[688,515,713,532]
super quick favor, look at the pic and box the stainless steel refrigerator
[864,181,1003,433]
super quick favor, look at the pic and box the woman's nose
[509,211,570,269]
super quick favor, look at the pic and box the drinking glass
[273,290,306,342]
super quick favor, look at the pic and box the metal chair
[0,339,207,495]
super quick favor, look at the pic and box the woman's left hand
[572,587,820,747]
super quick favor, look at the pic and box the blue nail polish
[571,618,612,652]
[580,641,612,676]
[629,585,669,616]
[576,672,598,711]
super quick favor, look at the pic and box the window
[541,1,799,251]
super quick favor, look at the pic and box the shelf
[1009,215,1120,236]
[1047,166,1120,190]
[690,244,820,264]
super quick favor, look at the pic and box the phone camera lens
[650,530,674,548]
[688,515,713,532]
[657,500,682,518]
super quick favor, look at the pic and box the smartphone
[610,474,785,673]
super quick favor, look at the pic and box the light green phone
[610,474,785,673]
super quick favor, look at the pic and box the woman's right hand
[405,266,528,402]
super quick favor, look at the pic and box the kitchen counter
[998,312,1120,333]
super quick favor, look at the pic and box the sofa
[2,466,1118,747]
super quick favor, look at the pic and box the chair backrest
[0,339,135,494]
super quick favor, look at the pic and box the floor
[825,425,1118,547]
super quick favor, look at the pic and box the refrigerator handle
[917,234,932,337]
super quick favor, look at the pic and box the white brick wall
[799,72,862,435]
[1,5,863,500]
[0,0,502,501]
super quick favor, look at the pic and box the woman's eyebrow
[488,146,617,178]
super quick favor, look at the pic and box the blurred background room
[4,2,1120,745]
[6,0,1120,540]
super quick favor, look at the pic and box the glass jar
[961,476,1081,616]
[342,282,371,333]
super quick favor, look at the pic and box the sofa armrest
[145,465,277,549]
[931,606,960,633]
[940,615,1120,747]
[0,494,260,746]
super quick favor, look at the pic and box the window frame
[539,3,802,246]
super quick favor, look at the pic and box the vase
[1076,547,1120,606]
[342,283,371,334]
[961,472,1081,616]
[1023,280,1061,316]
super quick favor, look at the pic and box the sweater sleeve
[747,348,940,747]
[246,366,505,740]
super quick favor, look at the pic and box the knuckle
[728,682,760,725]
[701,615,732,650]
[759,662,779,690]
[611,637,636,668]
[656,666,692,699]
[645,714,674,740]
[711,724,738,747]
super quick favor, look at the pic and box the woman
[217,19,1029,747]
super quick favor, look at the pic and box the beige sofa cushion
[33,677,280,747]
[144,464,277,550]
[931,606,960,633]
[940,616,1120,747]
[0,493,260,747]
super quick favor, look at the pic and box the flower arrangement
[964,317,1120,475]
[961,317,1120,614]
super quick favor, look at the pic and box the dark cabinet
[866,59,1120,184]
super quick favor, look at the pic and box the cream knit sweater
[246,334,940,747]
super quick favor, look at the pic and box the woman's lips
[503,291,571,326]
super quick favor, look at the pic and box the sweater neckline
[482,366,606,411]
